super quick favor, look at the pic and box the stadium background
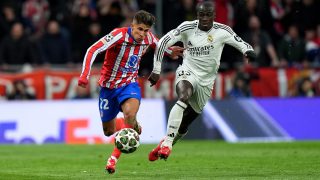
[0,0,320,143]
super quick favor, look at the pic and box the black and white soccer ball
[114,128,140,153]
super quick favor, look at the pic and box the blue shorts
[99,82,141,122]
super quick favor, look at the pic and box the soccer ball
[114,128,140,153]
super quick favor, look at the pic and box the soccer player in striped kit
[78,10,184,173]
[148,1,256,161]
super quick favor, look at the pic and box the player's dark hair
[133,10,155,27]
[196,1,215,13]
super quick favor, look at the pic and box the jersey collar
[127,27,138,43]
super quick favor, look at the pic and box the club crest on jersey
[207,35,213,42]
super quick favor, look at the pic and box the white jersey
[153,20,254,87]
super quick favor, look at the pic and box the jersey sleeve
[148,32,173,56]
[152,22,189,74]
[80,29,123,79]
[224,27,254,54]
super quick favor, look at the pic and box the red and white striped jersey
[80,27,168,89]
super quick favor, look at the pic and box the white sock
[162,100,187,149]
[172,131,188,145]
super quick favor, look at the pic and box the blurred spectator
[162,0,190,35]
[47,0,69,23]
[280,0,299,30]
[269,0,285,42]
[87,22,103,60]
[138,0,156,15]
[228,65,252,98]
[180,0,196,21]
[0,22,38,66]
[39,20,71,65]
[0,5,20,41]
[277,24,306,67]
[70,4,94,62]
[6,79,36,100]
[233,0,273,36]
[228,76,251,98]
[22,0,50,38]
[74,22,103,64]
[295,0,320,34]
[296,77,315,97]
[215,0,234,27]
[233,0,257,35]
[97,0,125,35]
[242,15,279,67]
[71,0,96,15]
[305,28,320,66]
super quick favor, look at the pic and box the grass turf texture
[0,141,319,179]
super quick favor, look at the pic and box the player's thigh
[118,83,141,119]
[121,98,140,116]
[175,66,197,95]
[189,85,212,113]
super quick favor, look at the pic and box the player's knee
[103,130,114,137]
[178,96,189,104]
[123,111,137,122]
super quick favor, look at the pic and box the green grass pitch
[0,141,319,179]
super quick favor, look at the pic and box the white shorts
[175,66,212,113]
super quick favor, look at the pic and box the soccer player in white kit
[148,1,256,161]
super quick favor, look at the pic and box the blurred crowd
[1,0,320,100]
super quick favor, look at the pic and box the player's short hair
[133,10,155,27]
[196,1,215,13]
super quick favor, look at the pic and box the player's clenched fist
[78,77,88,88]
[148,73,160,87]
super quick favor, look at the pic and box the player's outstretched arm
[78,39,108,88]
[78,30,122,88]
[148,45,184,87]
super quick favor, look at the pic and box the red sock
[111,146,121,159]
[123,123,133,129]
[115,118,125,131]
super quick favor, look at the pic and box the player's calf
[134,121,142,135]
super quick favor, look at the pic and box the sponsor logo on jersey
[120,55,139,73]
[128,55,138,67]
[187,45,214,56]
